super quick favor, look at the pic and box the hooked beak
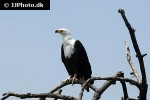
[55,29,62,34]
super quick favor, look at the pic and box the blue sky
[0,1,150,100]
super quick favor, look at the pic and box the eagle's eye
[60,30,63,33]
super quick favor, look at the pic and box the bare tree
[1,9,148,100]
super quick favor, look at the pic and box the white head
[55,28,71,37]
[55,28,75,44]
[55,28,76,58]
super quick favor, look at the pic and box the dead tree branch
[1,80,97,100]
[120,78,129,100]
[1,72,140,100]
[1,92,79,100]
[118,9,148,100]
[79,71,140,100]
[124,41,141,83]
[49,79,97,93]
[54,89,62,100]
[92,71,124,100]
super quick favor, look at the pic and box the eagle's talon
[72,74,78,85]
[62,76,72,83]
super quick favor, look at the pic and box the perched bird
[55,28,93,92]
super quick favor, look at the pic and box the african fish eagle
[55,28,93,92]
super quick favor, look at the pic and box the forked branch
[118,9,148,100]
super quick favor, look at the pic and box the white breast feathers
[63,39,76,58]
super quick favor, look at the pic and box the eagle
[55,28,93,92]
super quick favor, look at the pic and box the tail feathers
[84,80,94,92]
[90,80,94,84]
[85,86,89,92]
[80,76,94,92]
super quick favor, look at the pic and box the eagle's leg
[72,74,78,85]
[62,75,72,83]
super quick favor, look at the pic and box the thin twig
[124,41,141,83]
